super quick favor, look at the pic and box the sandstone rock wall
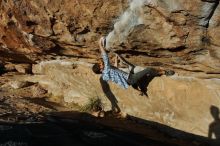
[0,0,220,139]
[0,0,219,76]
[22,61,220,137]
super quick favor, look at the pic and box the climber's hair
[92,63,102,74]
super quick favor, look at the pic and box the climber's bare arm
[115,53,133,67]
[98,37,106,55]
[114,54,118,67]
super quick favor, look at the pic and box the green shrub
[81,97,103,112]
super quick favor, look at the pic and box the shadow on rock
[208,105,220,146]
[0,111,218,146]
[99,77,120,113]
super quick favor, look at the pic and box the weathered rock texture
[23,61,220,138]
[0,0,220,139]
[0,0,219,75]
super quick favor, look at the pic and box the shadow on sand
[99,77,120,112]
[208,105,220,145]
[0,111,219,146]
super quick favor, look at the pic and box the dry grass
[80,97,103,112]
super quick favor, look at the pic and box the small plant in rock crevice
[80,97,103,112]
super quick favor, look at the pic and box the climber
[92,37,175,95]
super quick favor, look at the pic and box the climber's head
[92,59,104,74]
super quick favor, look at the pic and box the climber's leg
[127,68,159,85]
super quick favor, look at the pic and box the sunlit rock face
[0,0,127,56]
[24,61,220,138]
[0,0,219,75]
[0,0,220,138]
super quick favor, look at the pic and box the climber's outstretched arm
[114,54,119,67]
[115,53,134,67]
[98,37,107,55]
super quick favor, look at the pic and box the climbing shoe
[165,70,175,76]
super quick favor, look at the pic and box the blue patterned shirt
[102,52,129,89]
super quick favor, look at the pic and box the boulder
[1,0,220,139]
[26,61,220,137]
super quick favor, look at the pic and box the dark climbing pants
[127,68,159,86]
